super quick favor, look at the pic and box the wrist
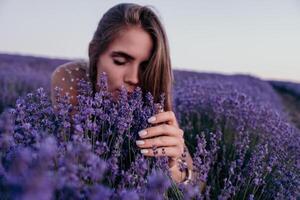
[169,158,186,183]
[168,157,192,184]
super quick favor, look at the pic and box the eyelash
[113,60,126,65]
[113,59,148,70]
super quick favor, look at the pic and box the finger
[136,136,184,149]
[140,146,182,158]
[147,111,178,127]
[138,124,184,139]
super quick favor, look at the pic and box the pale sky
[0,0,300,82]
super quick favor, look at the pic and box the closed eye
[113,60,126,65]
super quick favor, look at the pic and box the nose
[124,65,139,90]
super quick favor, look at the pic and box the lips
[115,89,133,95]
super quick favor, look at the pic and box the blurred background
[0,0,299,82]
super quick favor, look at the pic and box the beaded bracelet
[176,158,193,184]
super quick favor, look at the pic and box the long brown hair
[88,3,173,111]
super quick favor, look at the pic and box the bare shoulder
[50,60,90,108]
[51,59,89,79]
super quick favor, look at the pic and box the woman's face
[96,26,153,99]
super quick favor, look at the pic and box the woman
[51,3,195,185]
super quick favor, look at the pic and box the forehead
[107,26,153,61]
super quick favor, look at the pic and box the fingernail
[136,140,145,145]
[147,116,156,123]
[138,130,147,137]
[141,149,148,154]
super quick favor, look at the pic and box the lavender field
[0,53,299,199]
[0,54,69,113]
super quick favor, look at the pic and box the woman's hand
[136,111,185,168]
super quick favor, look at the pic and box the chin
[112,89,133,101]
[111,90,120,101]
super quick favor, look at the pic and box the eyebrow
[111,51,134,61]
[111,51,149,63]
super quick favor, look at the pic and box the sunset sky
[0,0,299,82]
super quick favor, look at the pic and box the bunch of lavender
[0,73,180,199]
[70,74,172,189]
[172,71,300,199]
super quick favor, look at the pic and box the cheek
[97,56,113,78]
[96,55,110,74]
[96,57,123,91]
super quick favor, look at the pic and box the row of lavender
[270,80,300,99]
[172,70,300,199]
[0,54,299,199]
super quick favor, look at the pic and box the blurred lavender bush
[0,53,300,199]
[0,53,69,113]
[269,80,300,129]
